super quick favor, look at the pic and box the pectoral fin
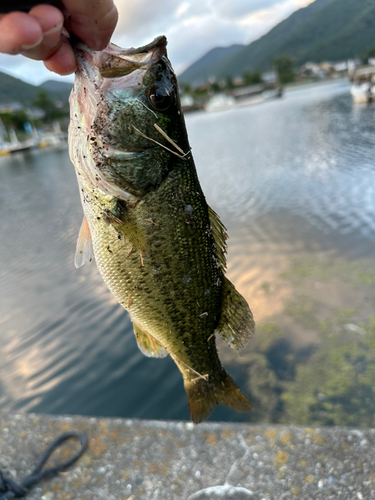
[74,216,94,268]
[109,200,147,254]
[215,277,255,349]
[133,322,168,358]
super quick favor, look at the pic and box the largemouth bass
[69,36,255,423]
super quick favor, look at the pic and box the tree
[179,82,191,94]
[211,82,221,92]
[32,90,65,122]
[362,47,375,65]
[273,55,295,84]
[0,110,29,132]
[243,71,262,86]
[225,76,234,90]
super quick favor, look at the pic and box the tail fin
[184,369,252,424]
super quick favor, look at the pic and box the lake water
[1,79,375,426]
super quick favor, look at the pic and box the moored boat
[350,67,375,104]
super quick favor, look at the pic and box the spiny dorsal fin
[74,216,94,268]
[208,205,228,271]
[215,277,255,349]
[133,322,168,358]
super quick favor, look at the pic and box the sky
[0,0,314,86]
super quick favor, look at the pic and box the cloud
[112,0,315,75]
[112,0,285,75]
[214,0,283,19]
[0,0,315,85]
[240,0,315,28]
[0,54,74,87]
[167,17,250,74]
[114,0,182,43]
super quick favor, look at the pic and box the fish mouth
[73,36,167,85]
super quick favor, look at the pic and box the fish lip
[72,35,166,56]
[72,35,167,80]
[115,35,167,57]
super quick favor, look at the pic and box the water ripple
[1,80,375,421]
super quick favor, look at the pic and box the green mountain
[40,80,72,98]
[179,44,244,87]
[0,71,71,105]
[179,0,375,85]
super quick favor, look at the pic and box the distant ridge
[0,72,71,105]
[0,71,39,105]
[179,44,245,87]
[178,0,375,84]
[40,80,72,97]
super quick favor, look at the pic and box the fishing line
[0,432,88,499]
[132,125,187,159]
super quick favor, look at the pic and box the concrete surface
[0,413,374,499]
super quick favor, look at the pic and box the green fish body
[69,36,255,423]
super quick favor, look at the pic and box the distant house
[0,102,23,113]
[232,77,245,87]
[299,60,353,80]
[333,62,348,75]
[347,59,361,80]
[28,107,45,120]
[180,94,194,108]
[262,71,278,85]
[299,62,323,78]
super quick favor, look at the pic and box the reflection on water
[189,81,375,241]
[1,80,375,425]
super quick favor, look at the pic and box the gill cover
[69,37,171,201]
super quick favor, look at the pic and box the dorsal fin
[133,322,168,358]
[215,277,255,349]
[208,205,228,271]
[74,216,94,268]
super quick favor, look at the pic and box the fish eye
[146,85,171,111]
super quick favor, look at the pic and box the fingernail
[42,22,64,47]
[43,22,63,38]
[20,34,43,51]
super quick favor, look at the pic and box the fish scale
[89,172,221,362]
[69,35,255,422]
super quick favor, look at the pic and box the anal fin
[133,322,168,358]
[74,216,94,268]
[215,277,255,349]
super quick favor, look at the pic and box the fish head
[69,36,188,201]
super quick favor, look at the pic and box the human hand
[0,0,118,75]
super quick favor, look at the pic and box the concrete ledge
[0,413,374,499]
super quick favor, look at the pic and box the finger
[43,34,77,75]
[20,4,64,60]
[0,12,42,54]
[29,4,64,47]
[62,0,118,51]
